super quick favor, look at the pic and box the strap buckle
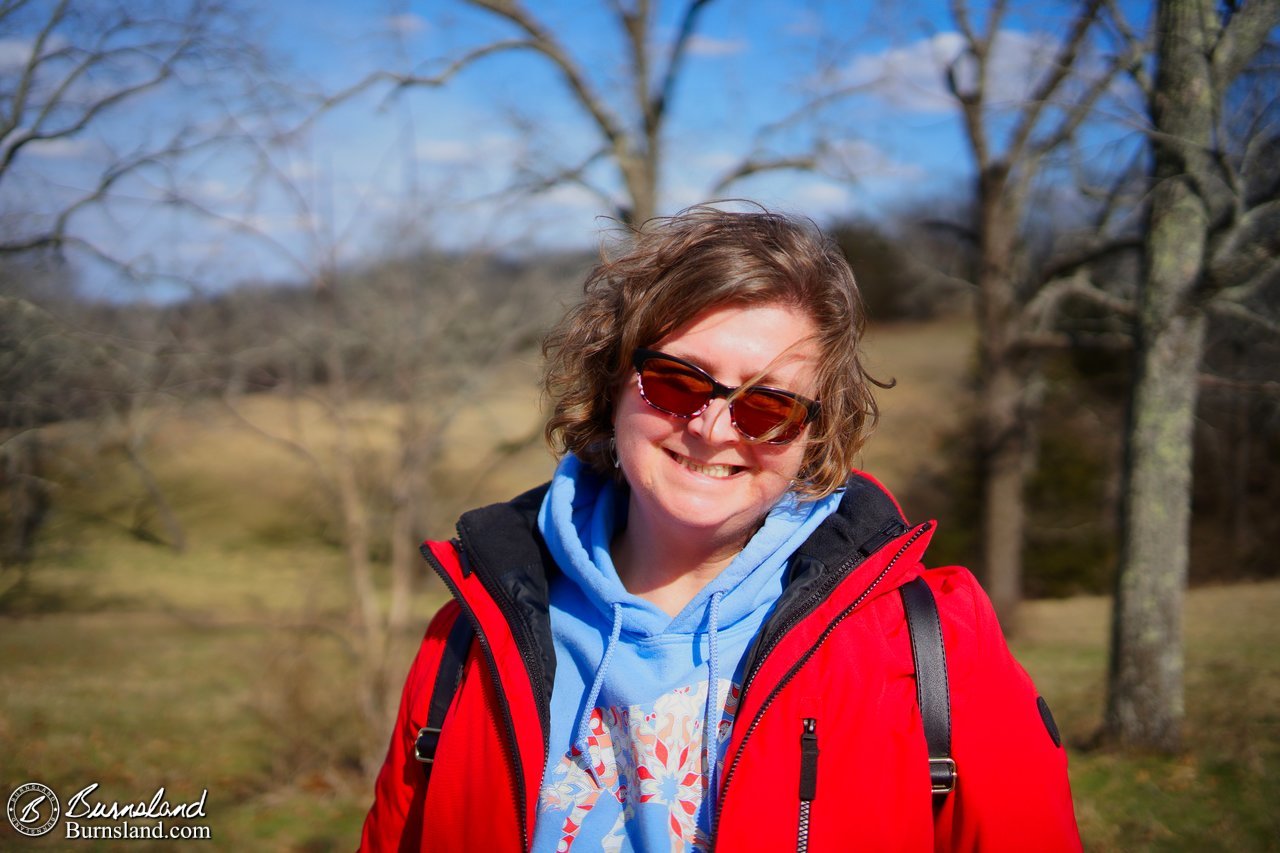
[414,726,443,764]
[929,757,957,794]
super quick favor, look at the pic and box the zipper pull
[858,520,907,558]
[451,538,472,577]
[798,718,819,852]
[799,718,819,801]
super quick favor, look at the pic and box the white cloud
[385,13,428,35]
[840,32,965,113]
[663,182,713,211]
[0,38,33,70]
[284,160,317,182]
[191,178,238,203]
[417,134,518,165]
[840,30,1062,114]
[785,10,823,37]
[791,181,851,209]
[697,149,741,169]
[26,136,94,159]
[417,139,472,164]
[686,34,748,58]
[823,139,925,180]
[0,36,66,72]
[241,211,319,237]
[539,183,602,212]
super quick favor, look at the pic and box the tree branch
[1210,252,1280,306]
[921,217,980,247]
[1040,234,1145,282]
[500,146,621,216]
[1102,0,1154,97]
[1007,0,1105,164]
[467,0,629,152]
[1020,329,1134,351]
[651,0,715,124]
[1034,24,1146,157]
[710,152,824,195]
[1199,374,1280,395]
[292,38,537,139]
[0,131,236,258]
[1208,198,1280,291]
[1019,270,1136,340]
[1212,0,1280,90]
[1206,299,1280,335]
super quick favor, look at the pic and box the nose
[685,397,738,445]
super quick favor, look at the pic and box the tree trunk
[978,357,1030,633]
[386,407,424,716]
[622,150,659,226]
[124,428,187,553]
[1108,310,1204,749]
[1105,0,1212,751]
[325,341,390,759]
[975,186,1033,633]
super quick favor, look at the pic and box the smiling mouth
[668,450,744,479]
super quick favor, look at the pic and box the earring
[608,435,620,469]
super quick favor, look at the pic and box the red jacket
[360,475,1081,852]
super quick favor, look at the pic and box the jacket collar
[450,472,911,736]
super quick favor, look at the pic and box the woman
[360,206,1081,852]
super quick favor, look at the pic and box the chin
[642,482,777,539]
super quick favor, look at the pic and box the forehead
[653,301,820,382]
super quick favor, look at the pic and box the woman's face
[613,301,821,548]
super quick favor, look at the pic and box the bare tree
[928,0,1144,631]
[0,0,260,264]
[311,0,729,225]
[0,266,204,564]
[213,186,572,767]
[0,0,285,566]
[1105,0,1280,751]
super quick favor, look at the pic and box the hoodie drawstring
[576,601,623,786]
[704,589,725,827]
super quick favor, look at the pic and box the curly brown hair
[542,204,888,498]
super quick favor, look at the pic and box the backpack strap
[900,576,956,807]
[413,609,474,776]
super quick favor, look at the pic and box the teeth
[676,454,738,478]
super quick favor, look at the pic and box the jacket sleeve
[359,599,463,853]
[926,567,1082,852]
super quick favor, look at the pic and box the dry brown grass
[859,316,974,495]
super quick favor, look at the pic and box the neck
[612,505,756,617]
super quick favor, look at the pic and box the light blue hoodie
[531,454,842,852]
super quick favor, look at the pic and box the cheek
[756,440,810,482]
[612,386,669,447]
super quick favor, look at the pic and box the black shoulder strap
[413,610,474,775]
[900,576,956,807]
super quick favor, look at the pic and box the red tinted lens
[733,389,808,443]
[639,359,714,415]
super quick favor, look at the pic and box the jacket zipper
[741,519,905,698]
[797,718,818,853]
[713,522,932,844]
[455,531,553,746]
[422,542,532,852]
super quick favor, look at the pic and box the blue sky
[4,0,1153,300]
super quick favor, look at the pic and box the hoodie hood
[532,454,844,845]
[537,453,843,640]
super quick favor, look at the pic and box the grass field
[2,317,1276,850]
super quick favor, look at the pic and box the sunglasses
[631,348,820,445]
